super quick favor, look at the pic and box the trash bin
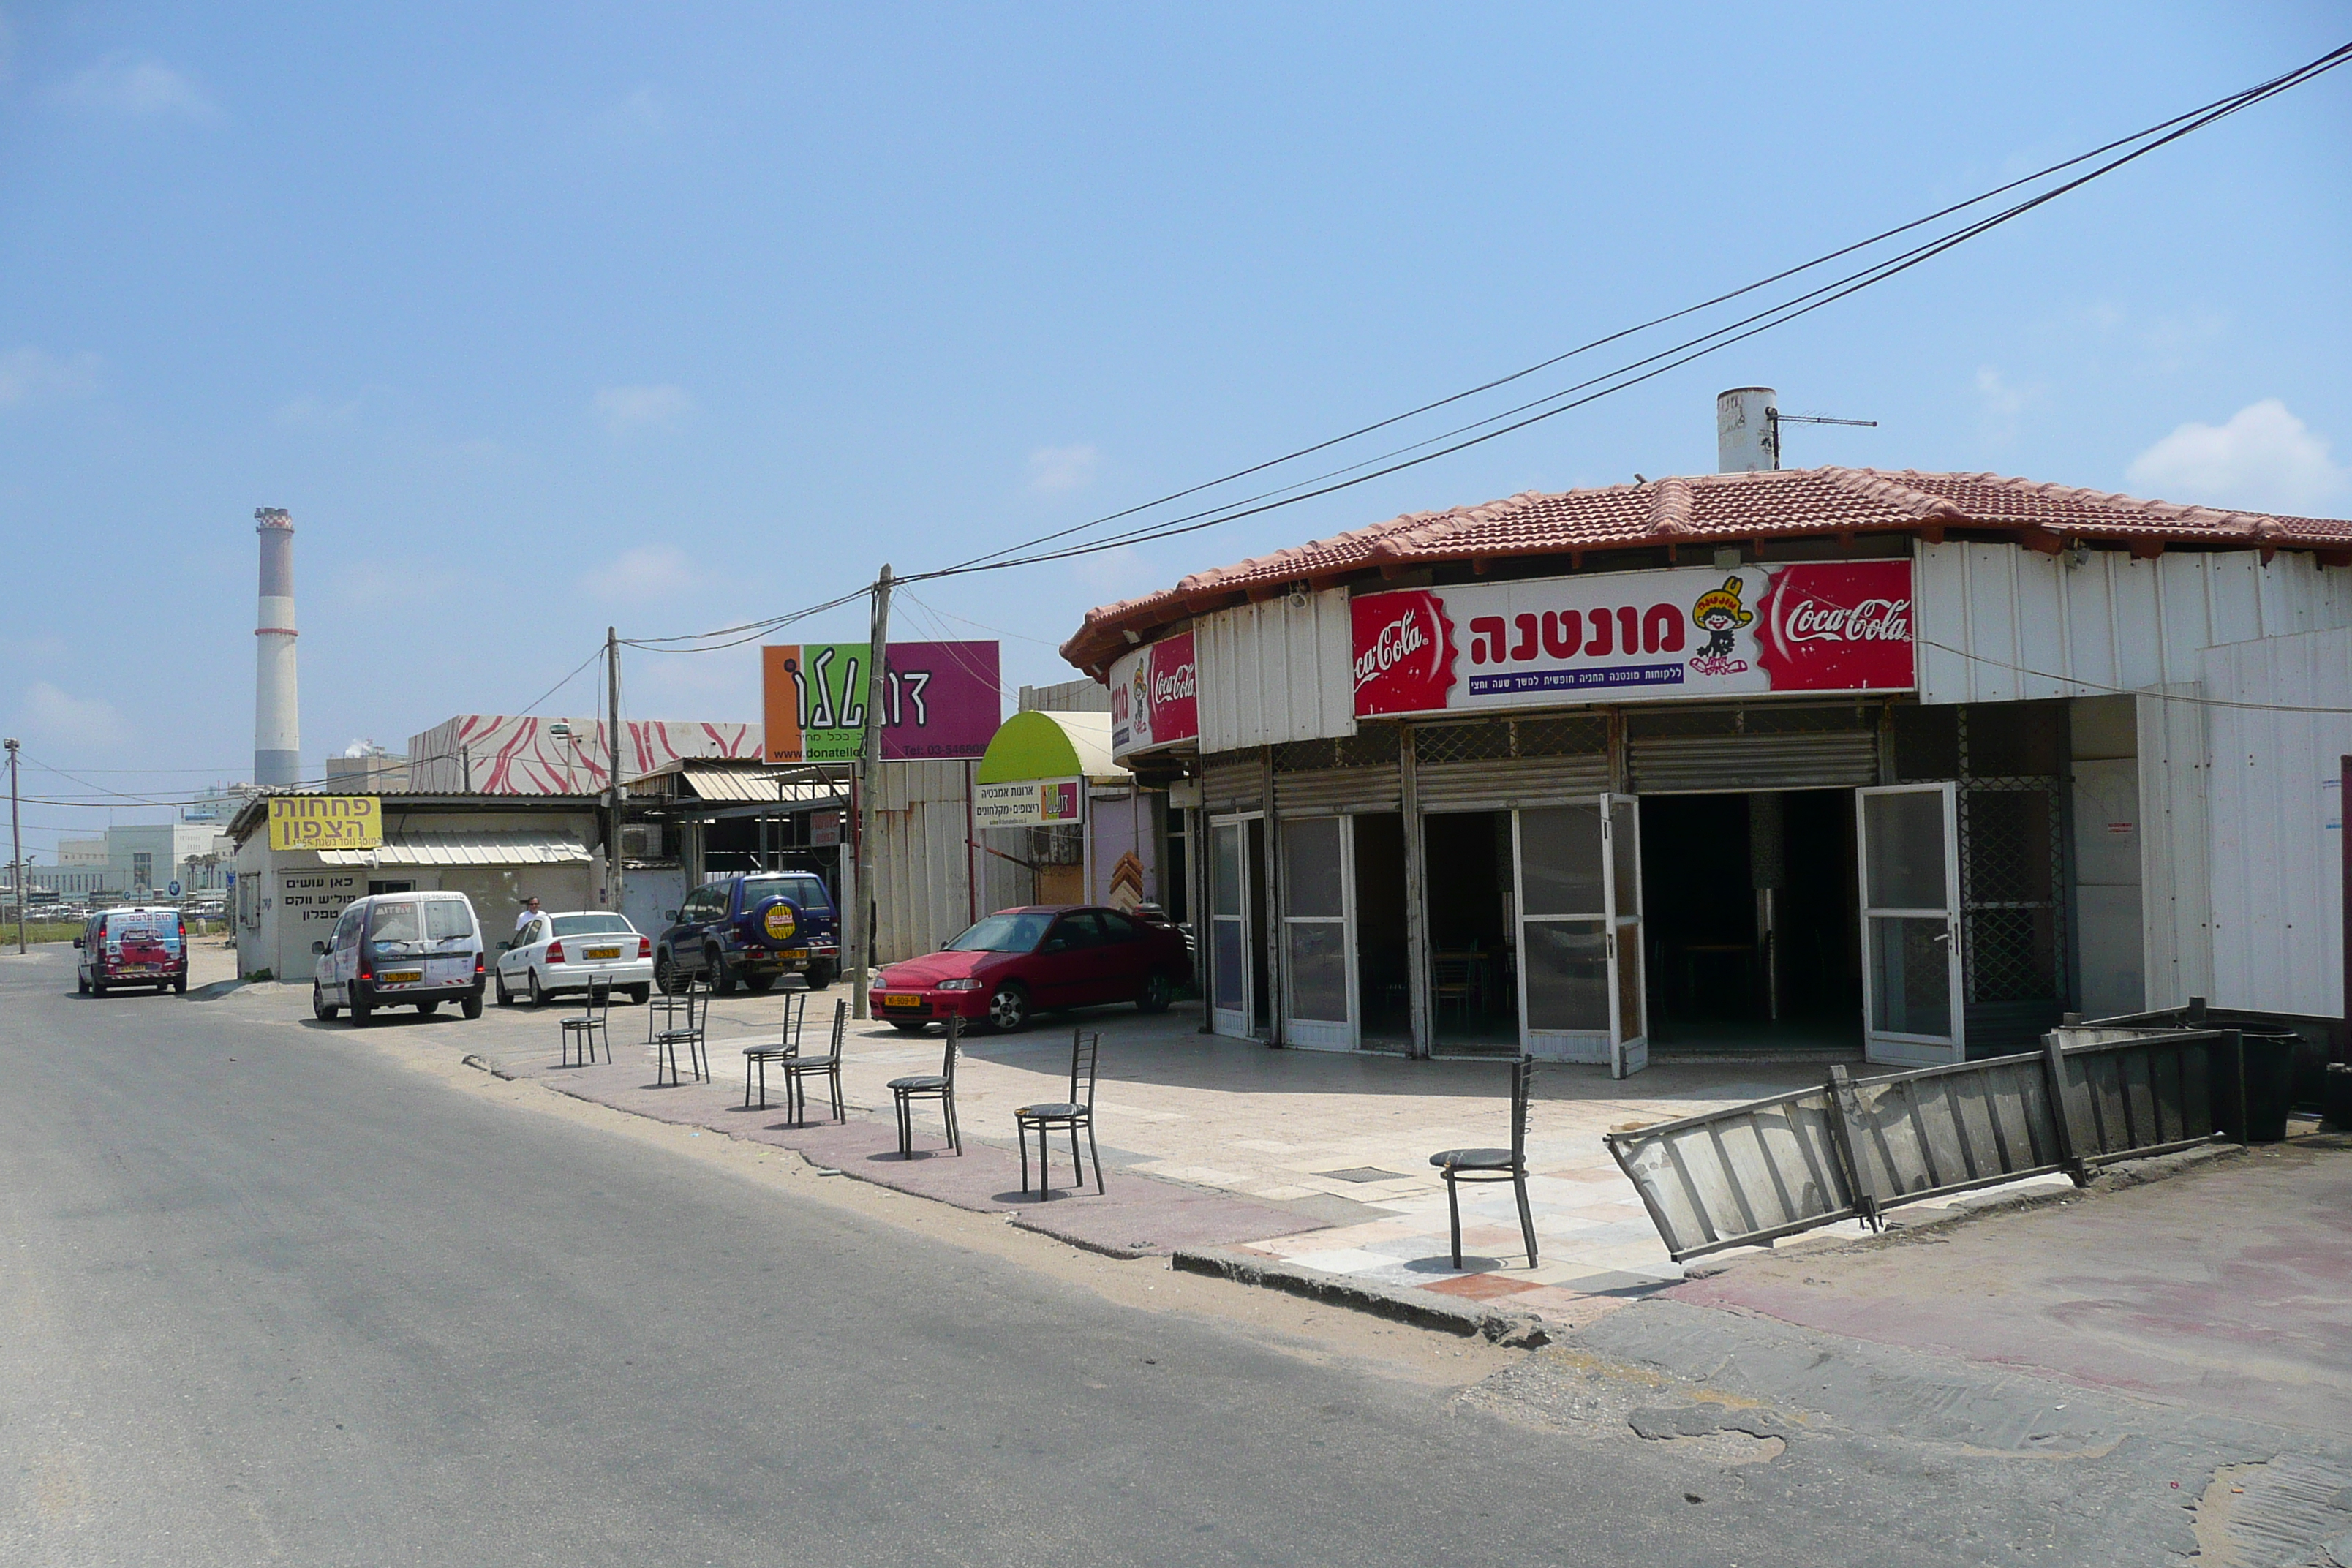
[2210,1032,2299,1144]
[2324,1062,2352,1134]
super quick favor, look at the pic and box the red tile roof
[1060,465,2352,671]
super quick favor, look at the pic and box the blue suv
[655,872,840,995]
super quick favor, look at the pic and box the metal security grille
[1268,728,1402,773]
[1410,715,1607,766]
[1956,709,2066,1009]
[1200,755,1264,812]
[1625,702,1882,794]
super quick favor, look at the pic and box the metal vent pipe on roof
[1716,387,1778,473]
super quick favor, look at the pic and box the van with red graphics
[75,905,189,996]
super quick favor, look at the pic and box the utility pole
[606,627,625,916]
[848,565,892,1019]
[6,738,23,954]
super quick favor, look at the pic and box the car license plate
[780,947,808,959]
[883,994,923,1009]
[380,969,423,984]
[582,946,622,960]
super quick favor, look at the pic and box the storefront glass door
[1855,783,1965,1066]
[1514,802,1610,1065]
[1604,794,1648,1077]
[1279,815,1355,1049]
[1208,815,1254,1039]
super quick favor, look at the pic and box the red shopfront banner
[1108,629,1200,759]
[1351,560,1912,717]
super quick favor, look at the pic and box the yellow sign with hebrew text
[268,795,383,852]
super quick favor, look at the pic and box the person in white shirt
[516,897,544,936]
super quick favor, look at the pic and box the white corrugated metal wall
[1917,544,2352,704]
[1197,589,1357,752]
[2200,628,2351,1018]
[871,760,984,964]
[2137,683,2215,1011]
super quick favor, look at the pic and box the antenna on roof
[1767,406,1877,470]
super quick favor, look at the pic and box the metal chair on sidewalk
[887,1014,962,1157]
[742,987,810,1110]
[1428,1053,1538,1270]
[558,976,613,1067]
[1016,1028,1103,1198]
[776,999,848,1127]
[654,975,709,1087]
[646,958,699,1047]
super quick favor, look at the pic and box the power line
[903,42,2350,587]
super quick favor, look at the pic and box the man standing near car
[516,896,543,936]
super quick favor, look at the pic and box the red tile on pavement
[1423,1271,1540,1302]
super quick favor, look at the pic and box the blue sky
[3,3,2347,856]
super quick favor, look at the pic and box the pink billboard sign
[1352,561,1913,717]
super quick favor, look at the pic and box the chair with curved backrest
[559,974,613,1067]
[777,999,848,1128]
[654,974,709,1086]
[742,987,809,1110]
[1016,1028,1103,1198]
[1428,1054,1538,1270]
[886,1013,962,1157]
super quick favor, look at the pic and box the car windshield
[551,914,633,937]
[742,875,830,911]
[944,911,1054,953]
[369,902,423,943]
[423,900,474,941]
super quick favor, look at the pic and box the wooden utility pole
[848,565,892,1019]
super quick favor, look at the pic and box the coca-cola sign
[1349,561,1912,717]
[1109,630,1200,758]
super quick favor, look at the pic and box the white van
[311,892,486,1025]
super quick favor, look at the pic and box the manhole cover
[1317,1167,1403,1183]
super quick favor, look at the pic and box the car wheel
[173,974,189,995]
[418,999,441,1016]
[91,980,108,997]
[627,985,651,1006]
[351,988,374,1028]
[78,974,90,995]
[803,960,836,990]
[987,982,1031,1033]
[312,982,338,1021]
[655,952,684,995]
[461,990,485,1020]
[1137,970,1172,1014]
[528,971,547,1006]
[707,948,738,996]
[495,972,513,1006]
[742,970,777,995]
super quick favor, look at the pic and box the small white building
[225,791,607,981]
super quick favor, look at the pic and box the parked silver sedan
[494,911,654,1006]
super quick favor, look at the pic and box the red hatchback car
[870,905,1192,1033]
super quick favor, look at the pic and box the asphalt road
[4,943,2338,1567]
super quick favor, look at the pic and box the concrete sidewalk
[437,988,2077,1324]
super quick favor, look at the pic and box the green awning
[974,710,1124,785]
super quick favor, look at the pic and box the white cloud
[582,544,696,600]
[23,682,125,749]
[58,56,217,119]
[593,383,693,434]
[2126,400,2348,515]
[1028,443,1101,494]
[1973,366,2040,444]
[0,347,101,410]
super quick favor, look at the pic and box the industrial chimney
[1716,387,1778,472]
[253,508,301,788]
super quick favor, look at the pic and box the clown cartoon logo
[1687,576,1753,676]
[1129,660,1153,747]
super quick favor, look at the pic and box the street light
[5,737,23,954]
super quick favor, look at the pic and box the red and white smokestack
[254,507,301,788]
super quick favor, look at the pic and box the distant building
[182,783,256,824]
[325,744,411,792]
[406,715,760,794]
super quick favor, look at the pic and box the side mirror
[311,941,328,955]
[664,910,679,923]
[497,941,513,952]
[72,935,84,949]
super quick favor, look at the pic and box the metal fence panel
[1840,1053,2065,1211]
[2047,1027,2230,1164]
[1605,1088,1857,1262]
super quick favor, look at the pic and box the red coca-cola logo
[1352,590,1458,716]
[1754,562,1915,692]
[1145,631,1199,744]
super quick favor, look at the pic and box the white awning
[317,831,591,867]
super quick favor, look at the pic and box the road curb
[186,978,247,1002]
[1171,1246,1550,1348]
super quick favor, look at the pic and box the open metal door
[1514,802,1610,1063]
[1208,815,1254,1039]
[1855,783,1965,1066]
[1279,815,1357,1050]
[1604,794,1648,1078]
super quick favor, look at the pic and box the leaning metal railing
[1607,1026,2247,1263]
